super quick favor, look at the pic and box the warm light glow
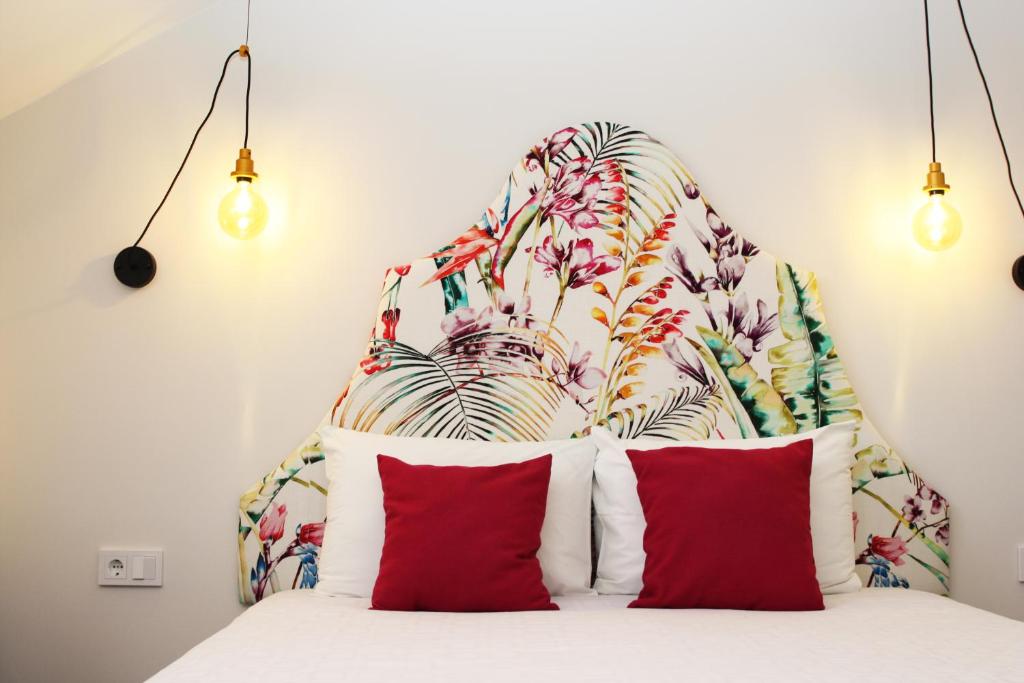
[218,179,268,240]
[912,192,962,251]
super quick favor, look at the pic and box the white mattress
[150,589,1024,682]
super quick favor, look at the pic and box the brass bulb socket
[923,161,950,194]
[230,148,258,180]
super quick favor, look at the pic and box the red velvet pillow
[627,440,823,611]
[371,454,558,612]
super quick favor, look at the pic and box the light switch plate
[1018,544,1024,583]
[98,549,163,587]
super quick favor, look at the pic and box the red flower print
[380,308,400,341]
[259,503,287,544]
[359,309,401,376]
[297,522,325,547]
[392,264,411,277]
[423,227,498,285]
[870,535,908,566]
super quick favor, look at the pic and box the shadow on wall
[0,253,129,326]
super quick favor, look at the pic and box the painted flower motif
[902,494,926,525]
[901,482,946,528]
[380,308,400,341]
[724,294,778,360]
[532,236,622,289]
[858,552,910,589]
[423,227,498,285]
[551,341,606,404]
[662,340,711,387]
[359,309,401,376]
[441,305,493,339]
[935,523,950,546]
[689,208,760,293]
[259,503,287,544]
[297,522,325,547]
[716,241,748,291]
[918,483,946,515]
[869,535,908,566]
[666,245,718,297]
[525,127,577,171]
[541,157,604,231]
[392,264,411,277]
[498,292,531,317]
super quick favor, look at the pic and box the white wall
[1,1,1022,680]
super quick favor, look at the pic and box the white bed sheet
[150,589,1024,682]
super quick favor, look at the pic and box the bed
[155,123,1022,680]
[153,590,1024,682]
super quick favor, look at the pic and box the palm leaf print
[695,325,798,437]
[596,385,723,440]
[769,263,861,429]
[338,329,567,440]
[559,122,698,235]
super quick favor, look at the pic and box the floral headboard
[238,123,950,604]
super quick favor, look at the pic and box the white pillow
[591,422,860,596]
[315,426,597,597]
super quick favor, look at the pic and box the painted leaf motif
[769,263,861,429]
[337,329,566,441]
[491,185,548,289]
[597,385,722,440]
[852,444,907,489]
[423,228,497,285]
[432,248,470,314]
[696,326,797,437]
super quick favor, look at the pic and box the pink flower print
[551,342,605,404]
[297,522,325,547]
[441,305,493,339]
[525,127,578,171]
[870,535,908,566]
[565,238,621,288]
[541,158,603,231]
[902,495,926,525]
[918,483,946,515]
[663,340,710,386]
[259,503,287,544]
[531,236,621,289]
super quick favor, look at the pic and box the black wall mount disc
[114,246,157,288]
[1013,255,1024,291]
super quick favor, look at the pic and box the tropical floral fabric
[238,123,950,604]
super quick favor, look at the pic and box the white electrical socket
[98,549,163,587]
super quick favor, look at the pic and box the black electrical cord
[923,0,936,163]
[244,0,253,147]
[131,50,252,248]
[244,50,252,148]
[955,0,1024,223]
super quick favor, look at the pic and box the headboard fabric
[238,123,950,604]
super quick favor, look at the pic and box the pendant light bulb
[219,148,268,240]
[912,162,962,251]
